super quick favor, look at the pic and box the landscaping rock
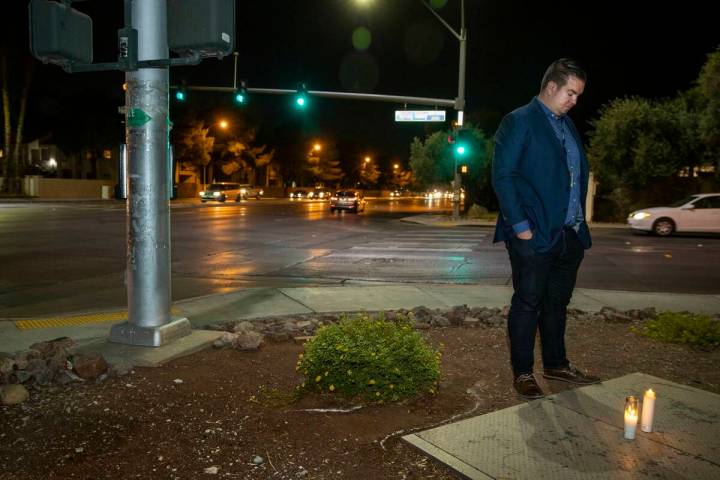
[233,321,255,333]
[72,352,108,380]
[233,331,264,351]
[0,384,29,405]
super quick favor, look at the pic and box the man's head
[539,58,586,116]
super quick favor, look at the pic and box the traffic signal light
[295,84,308,108]
[175,86,187,101]
[234,85,247,105]
[455,129,471,156]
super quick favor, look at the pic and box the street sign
[395,110,446,122]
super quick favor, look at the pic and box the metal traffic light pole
[110,0,191,346]
[420,0,466,219]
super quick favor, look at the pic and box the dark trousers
[506,227,584,376]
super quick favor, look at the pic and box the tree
[587,95,705,193]
[359,160,380,187]
[305,142,344,185]
[391,165,414,189]
[172,120,214,183]
[694,49,720,171]
[587,49,720,209]
[1,49,33,194]
[249,145,275,187]
[408,136,435,189]
[218,139,249,178]
[408,123,492,207]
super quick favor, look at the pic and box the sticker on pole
[395,110,446,122]
[127,108,152,127]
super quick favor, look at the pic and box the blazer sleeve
[491,113,528,227]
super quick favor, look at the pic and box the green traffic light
[175,90,185,101]
[296,96,306,107]
[235,92,245,104]
[456,145,466,155]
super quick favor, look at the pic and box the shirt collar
[535,96,564,121]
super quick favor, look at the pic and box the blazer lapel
[529,99,565,158]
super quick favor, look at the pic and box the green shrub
[634,312,720,347]
[296,313,441,403]
[466,204,498,221]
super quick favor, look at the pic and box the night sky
[2,0,719,169]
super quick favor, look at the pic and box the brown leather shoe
[543,364,601,385]
[513,373,545,399]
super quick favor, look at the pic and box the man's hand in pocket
[517,230,533,240]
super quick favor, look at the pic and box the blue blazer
[491,97,592,252]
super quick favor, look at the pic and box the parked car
[627,193,720,236]
[199,182,242,202]
[289,190,308,199]
[329,191,366,213]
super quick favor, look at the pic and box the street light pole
[420,0,466,219]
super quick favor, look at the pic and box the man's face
[546,75,585,115]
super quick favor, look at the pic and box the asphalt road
[1,197,719,317]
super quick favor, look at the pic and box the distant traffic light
[295,83,308,108]
[234,81,248,105]
[234,88,246,104]
[175,88,186,101]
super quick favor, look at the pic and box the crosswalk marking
[349,246,474,252]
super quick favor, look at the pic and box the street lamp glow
[314,143,322,152]
[364,156,371,163]
[219,120,228,130]
[393,163,399,170]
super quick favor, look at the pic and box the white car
[627,193,720,236]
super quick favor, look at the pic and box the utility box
[28,0,93,66]
[167,0,234,58]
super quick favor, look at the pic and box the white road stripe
[327,251,470,259]
[349,246,473,252]
[361,242,478,248]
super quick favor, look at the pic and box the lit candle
[624,396,638,440]
[641,388,656,433]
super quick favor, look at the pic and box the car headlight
[199,191,205,196]
[630,212,651,220]
[213,191,221,197]
[259,190,264,195]
[240,188,247,195]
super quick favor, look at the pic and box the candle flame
[646,388,656,398]
[625,405,637,417]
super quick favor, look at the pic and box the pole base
[109,317,192,347]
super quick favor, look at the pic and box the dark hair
[540,58,586,92]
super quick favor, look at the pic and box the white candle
[641,388,656,433]
[624,396,638,440]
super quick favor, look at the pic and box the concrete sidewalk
[1,283,719,366]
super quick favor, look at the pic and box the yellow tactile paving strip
[14,308,180,331]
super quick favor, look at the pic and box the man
[491,58,600,399]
